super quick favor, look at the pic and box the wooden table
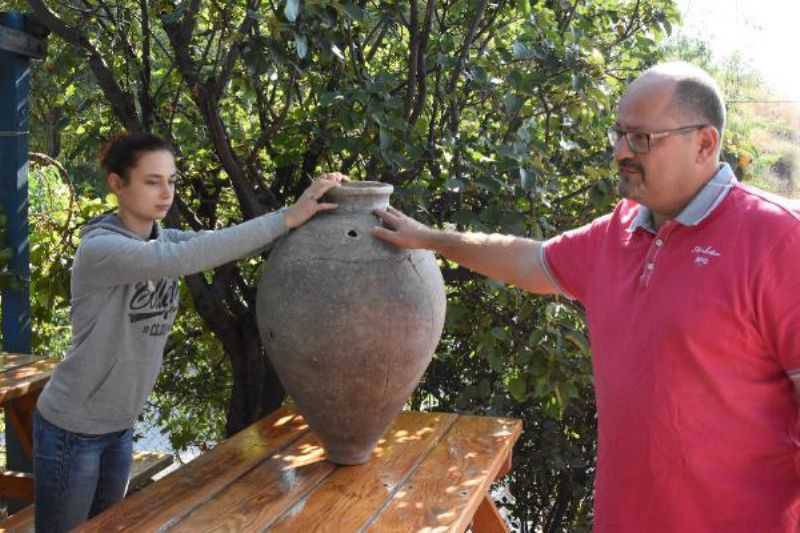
[0,352,57,502]
[78,405,522,532]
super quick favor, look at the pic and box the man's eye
[631,133,649,144]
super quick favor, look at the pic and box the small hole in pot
[347,230,358,238]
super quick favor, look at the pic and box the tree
[19,0,680,528]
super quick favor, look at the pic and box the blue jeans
[33,410,133,533]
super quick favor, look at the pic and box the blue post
[0,15,32,353]
[0,11,35,511]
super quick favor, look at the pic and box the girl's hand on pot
[284,173,348,229]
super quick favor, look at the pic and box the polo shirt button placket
[641,231,670,287]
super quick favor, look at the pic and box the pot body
[256,182,446,464]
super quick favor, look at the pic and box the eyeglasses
[607,124,709,154]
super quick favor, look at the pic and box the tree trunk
[224,310,285,436]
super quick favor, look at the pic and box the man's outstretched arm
[372,206,560,295]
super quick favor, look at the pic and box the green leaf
[486,347,504,372]
[490,326,508,340]
[341,3,365,20]
[520,167,537,191]
[379,126,391,150]
[508,376,527,402]
[504,94,522,116]
[564,331,590,354]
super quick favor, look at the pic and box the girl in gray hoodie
[33,132,344,532]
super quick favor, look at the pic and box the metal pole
[0,11,33,513]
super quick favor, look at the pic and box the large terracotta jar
[256,181,446,464]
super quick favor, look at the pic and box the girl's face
[109,150,176,223]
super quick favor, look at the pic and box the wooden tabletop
[78,405,523,532]
[0,352,57,404]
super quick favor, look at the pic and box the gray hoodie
[37,211,288,434]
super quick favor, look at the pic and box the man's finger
[371,226,398,244]
[373,208,398,222]
[387,205,403,214]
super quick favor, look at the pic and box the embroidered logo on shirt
[692,246,721,267]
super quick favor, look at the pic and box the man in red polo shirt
[372,61,800,532]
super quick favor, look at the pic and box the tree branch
[28,0,142,132]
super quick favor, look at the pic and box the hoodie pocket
[83,358,150,421]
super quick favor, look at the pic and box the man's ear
[697,126,720,162]
[107,173,124,194]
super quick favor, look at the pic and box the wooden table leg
[5,390,41,459]
[471,493,509,533]
[0,471,34,501]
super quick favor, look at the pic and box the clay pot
[256,181,446,464]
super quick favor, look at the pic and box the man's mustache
[617,159,644,175]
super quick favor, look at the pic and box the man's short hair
[645,62,726,135]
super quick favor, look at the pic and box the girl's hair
[100,133,175,182]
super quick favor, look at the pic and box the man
[372,62,800,532]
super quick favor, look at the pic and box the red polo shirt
[543,173,800,532]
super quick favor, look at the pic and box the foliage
[18,0,682,529]
[661,34,800,197]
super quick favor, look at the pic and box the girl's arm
[78,176,343,286]
[77,210,290,286]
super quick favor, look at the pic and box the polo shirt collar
[627,163,738,234]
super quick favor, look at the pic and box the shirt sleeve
[542,214,610,303]
[754,226,800,373]
[76,211,289,287]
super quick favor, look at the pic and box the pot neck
[323,181,393,212]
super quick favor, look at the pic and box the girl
[32,132,344,532]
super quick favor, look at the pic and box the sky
[676,0,800,101]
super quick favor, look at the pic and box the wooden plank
[128,451,174,492]
[265,411,460,532]
[0,359,57,404]
[0,471,33,502]
[169,430,336,532]
[0,452,176,533]
[496,448,513,480]
[471,494,509,533]
[75,406,310,532]
[0,353,46,373]
[5,392,39,458]
[364,414,522,532]
[0,504,33,533]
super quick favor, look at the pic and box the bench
[0,451,173,532]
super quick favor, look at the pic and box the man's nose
[613,133,634,161]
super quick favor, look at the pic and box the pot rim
[328,181,394,196]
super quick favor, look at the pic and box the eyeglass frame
[607,124,710,154]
